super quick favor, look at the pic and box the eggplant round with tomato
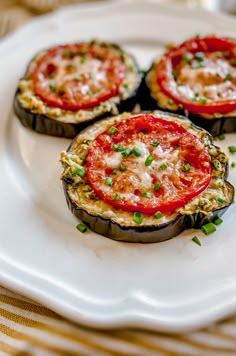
[14,40,142,138]
[142,36,236,136]
[60,110,234,243]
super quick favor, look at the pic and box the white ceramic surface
[0,0,236,332]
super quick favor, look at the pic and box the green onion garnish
[76,223,87,233]
[119,164,125,172]
[154,211,162,219]
[217,197,225,204]
[104,177,112,186]
[142,192,151,198]
[80,55,86,64]
[150,141,159,147]
[154,182,161,191]
[201,222,216,235]
[230,58,236,66]
[198,97,207,104]
[172,69,178,79]
[122,148,132,157]
[112,144,125,152]
[213,217,223,226]
[183,163,191,172]
[57,88,65,95]
[49,82,56,92]
[62,49,73,58]
[108,126,117,135]
[145,155,154,166]
[218,134,225,141]
[132,147,142,157]
[123,83,129,89]
[192,236,201,246]
[228,146,236,154]
[72,167,85,177]
[160,163,167,170]
[112,170,117,175]
[182,54,191,64]
[231,162,236,168]
[194,52,204,62]
[133,212,143,224]
[113,193,119,201]
[224,73,232,81]
[74,75,82,81]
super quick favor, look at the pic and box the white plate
[0,0,236,332]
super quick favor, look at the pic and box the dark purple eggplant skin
[62,180,234,243]
[61,110,235,243]
[139,73,236,137]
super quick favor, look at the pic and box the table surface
[0,1,236,355]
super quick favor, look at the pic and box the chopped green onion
[160,163,167,170]
[142,192,151,198]
[230,58,236,66]
[154,182,161,191]
[119,164,125,172]
[154,211,162,219]
[72,167,85,177]
[213,217,223,226]
[172,69,178,79]
[198,97,207,104]
[183,163,191,172]
[218,134,225,141]
[145,155,154,166]
[80,55,86,64]
[132,147,142,157]
[224,73,232,81]
[217,197,225,204]
[108,126,117,135]
[112,170,117,175]
[113,193,120,201]
[150,141,159,147]
[228,145,236,154]
[62,49,73,58]
[74,75,82,81]
[194,52,204,62]
[123,83,129,89]
[182,54,191,64]
[192,236,201,246]
[57,88,65,95]
[49,82,56,92]
[231,162,236,168]
[201,222,216,235]
[112,144,125,152]
[133,212,143,224]
[76,223,87,233]
[104,177,112,186]
[168,99,174,106]
[122,148,132,157]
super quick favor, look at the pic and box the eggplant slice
[60,111,234,243]
[14,40,142,138]
[140,69,236,137]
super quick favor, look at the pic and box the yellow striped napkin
[0,286,235,355]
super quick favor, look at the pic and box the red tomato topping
[86,114,211,215]
[157,37,236,114]
[31,43,125,111]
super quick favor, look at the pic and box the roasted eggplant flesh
[14,40,142,138]
[60,111,234,243]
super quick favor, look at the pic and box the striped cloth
[0,1,236,355]
[0,286,236,355]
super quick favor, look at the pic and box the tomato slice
[32,43,125,111]
[86,114,211,215]
[157,37,236,114]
